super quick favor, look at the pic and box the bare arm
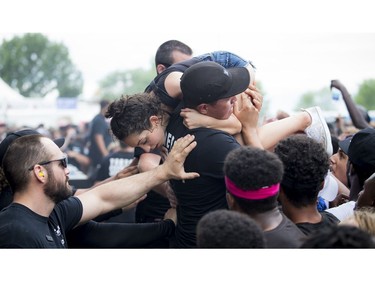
[73,165,139,195]
[94,165,139,186]
[164,71,184,100]
[60,127,76,152]
[67,150,91,171]
[331,80,371,129]
[257,111,311,151]
[76,134,199,225]
[94,134,109,157]
[138,152,169,197]
[180,108,242,135]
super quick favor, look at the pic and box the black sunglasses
[28,156,68,171]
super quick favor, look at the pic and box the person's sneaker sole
[304,106,333,156]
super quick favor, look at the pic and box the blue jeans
[196,51,256,70]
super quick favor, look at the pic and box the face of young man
[330,148,349,186]
[44,166,73,204]
[41,138,73,204]
[203,96,237,120]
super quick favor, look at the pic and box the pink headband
[225,176,280,200]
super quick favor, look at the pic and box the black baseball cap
[338,128,375,169]
[181,61,250,107]
[0,129,65,167]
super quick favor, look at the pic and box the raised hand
[160,134,200,180]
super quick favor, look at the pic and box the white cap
[318,171,339,205]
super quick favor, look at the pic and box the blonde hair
[354,208,375,236]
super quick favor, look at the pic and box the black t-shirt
[95,151,134,182]
[0,185,12,211]
[135,58,203,225]
[66,139,88,171]
[135,191,171,223]
[88,114,112,167]
[166,107,240,248]
[296,211,340,236]
[67,219,175,248]
[0,197,83,248]
[264,213,306,248]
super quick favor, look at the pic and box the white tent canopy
[0,78,98,128]
[0,78,25,123]
[0,78,25,104]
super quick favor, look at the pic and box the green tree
[0,33,83,98]
[355,79,375,110]
[295,87,336,111]
[98,61,155,100]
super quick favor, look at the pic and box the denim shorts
[196,51,256,70]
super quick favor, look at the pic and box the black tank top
[145,57,200,108]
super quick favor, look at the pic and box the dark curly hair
[274,134,329,207]
[106,93,167,142]
[196,209,266,248]
[224,146,284,214]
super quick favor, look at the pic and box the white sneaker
[303,106,333,156]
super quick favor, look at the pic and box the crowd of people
[0,39,374,249]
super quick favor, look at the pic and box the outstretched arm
[257,111,311,151]
[76,134,199,225]
[180,108,242,135]
[76,164,139,194]
[138,152,170,198]
[67,217,175,248]
[331,80,371,129]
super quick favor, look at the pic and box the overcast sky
[1,1,375,117]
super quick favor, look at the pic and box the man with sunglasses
[0,130,199,248]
